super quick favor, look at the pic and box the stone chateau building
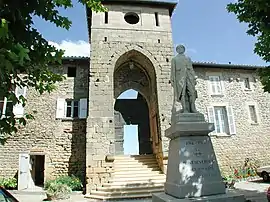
[0,0,270,198]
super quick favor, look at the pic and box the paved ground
[9,180,270,202]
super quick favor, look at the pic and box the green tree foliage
[0,0,106,144]
[227,0,270,92]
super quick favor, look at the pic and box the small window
[244,78,251,89]
[67,67,76,77]
[124,12,140,24]
[209,76,223,95]
[155,12,160,26]
[0,98,13,117]
[248,105,258,123]
[105,12,108,24]
[65,100,79,118]
[0,86,18,117]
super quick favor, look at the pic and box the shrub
[0,177,17,189]
[54,175,82,191]
[46,182,72,201]
[222,158,259,185]
[44,175,82,191]
[233,158,258,179]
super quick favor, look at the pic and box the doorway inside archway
[123,125,138,155]
[114,89,153,155]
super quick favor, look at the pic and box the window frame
[56,98,87,120]
[0,97,11,118]
[213,106,230,134]
[242,75,253,91]
[0,85,27,119]
[64,100,80,119]
[207,103,236,137]
[246,102,260,125]
[207,72,224,96]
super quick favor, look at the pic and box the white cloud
[48,40,90,57]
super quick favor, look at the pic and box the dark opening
[31,155,45,186]
[158,39,161,43]
[66,100,72,117]
[114,91,152,155]
[67,66,76,77]
[104,37,107,42]
[155,12,159,26]
[124,12,140,24]
[66,100,79,118]
[244,78,251,89]
[105,12,108,24]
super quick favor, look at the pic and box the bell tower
[86,0,177,192]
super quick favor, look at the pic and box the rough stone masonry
[0,0,269,195]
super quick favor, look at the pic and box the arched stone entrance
[113,49,162,157]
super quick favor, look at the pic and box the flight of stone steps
[87,154,166,200]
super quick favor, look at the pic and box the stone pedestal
[153,113,245,202]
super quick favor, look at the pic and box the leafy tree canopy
[0,0,106,144]
[227,0,270,92]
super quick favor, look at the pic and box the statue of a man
[171,45,198,113]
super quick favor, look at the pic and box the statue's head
[176,45,185,54]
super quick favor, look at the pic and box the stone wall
[0,59,89,184]
[194,66,270,174]
[86,3,174,191]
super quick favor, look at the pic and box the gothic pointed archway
[113,49,162,158]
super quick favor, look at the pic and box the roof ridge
[61,56,267,69]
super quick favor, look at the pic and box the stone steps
[112,170,162,176]
[113,166,160,172]
[108,175,165,182]
[114,162,158,168]
[114,158,157,162]
[87,154,165,200]
[98,183,164,190]
[102,179,165,187]
[113,154,155,159]
[114,159,158,164]
[85,192,158,200]
[91,187,163,196]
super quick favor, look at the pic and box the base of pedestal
[152,191,246,202]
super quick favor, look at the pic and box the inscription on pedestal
[179,136,220,180]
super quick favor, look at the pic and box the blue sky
[33,0,266,155]
[33,0,266,66]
